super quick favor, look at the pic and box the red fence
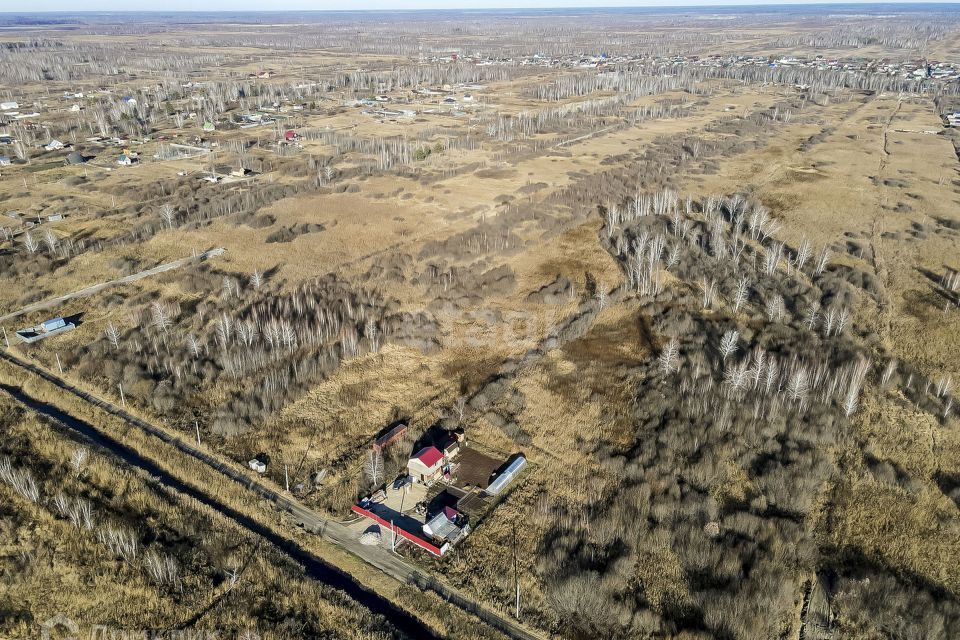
[351,504,447,556]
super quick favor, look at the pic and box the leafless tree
[70,447,89,478]
[43,229,59,253]
[225,565,241,590]
[151,301,172,332]
[843,358,871,417]
[144,551,181,591]
[787,367,810,403]
[723,358,750,393]
[364,448,384,486]
[764,242,784,275]
[0,457,40,503]
[880,359,897,387]
[222,276,238,298]
[65,497,95,531]
[595,285,607,310]
[105,321,121,349]
[13,140,28,162]
[766,295,786,323]
[186,334,202,358]
[52,492,70,515]
[280,322,297,350]
[733,277,749,313]
[793,237,812,272]
[814,248,831,276]
[833,306,849,334]
[749,349,766,389]
[719,330,739,361]
[804,302,820,331]
[98,525,139,562]
[936,376,953,398]
[659,337,679,374]
[701,277,717,309]
[365,318,380,353]
[23,231,39,254]
[159,203,175,229]
[666,244,681,268]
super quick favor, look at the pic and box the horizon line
[4,1,960,14]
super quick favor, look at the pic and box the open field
[2,4,960,639]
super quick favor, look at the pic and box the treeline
[529,190,957,639]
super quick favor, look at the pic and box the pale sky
[5,0,957,12]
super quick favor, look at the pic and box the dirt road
[0,349,548,640]
[0,247,226,324]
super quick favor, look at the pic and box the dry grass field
[0,396,397,640]
[2,5,960,639]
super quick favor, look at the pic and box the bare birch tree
[364,448,384,486]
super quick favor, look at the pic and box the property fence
[351,504,448,556]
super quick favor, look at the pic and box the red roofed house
[408,446,444,484]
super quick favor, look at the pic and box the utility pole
[118,382,126,409]
[55,353,63,374]
[391,519,397,552]
[513,522,520,620]
[516,580,521,621]
[2,326,8,348]
[195,420,201,447]
[398,481,408,517]
[284,464,290,492]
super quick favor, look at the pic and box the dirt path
[0,247,226,324]
[870,98,904,348]
[553,124,619,148]
[878,98,903,174]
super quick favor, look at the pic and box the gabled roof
[375,422,408,449]
[413,446,443,468]
[423,510,459,540]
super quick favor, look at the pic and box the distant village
[426,49,960,82]
[3,50,959,175]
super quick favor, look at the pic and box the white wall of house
[407,458,442,482]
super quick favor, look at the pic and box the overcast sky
[5,0,954,12]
